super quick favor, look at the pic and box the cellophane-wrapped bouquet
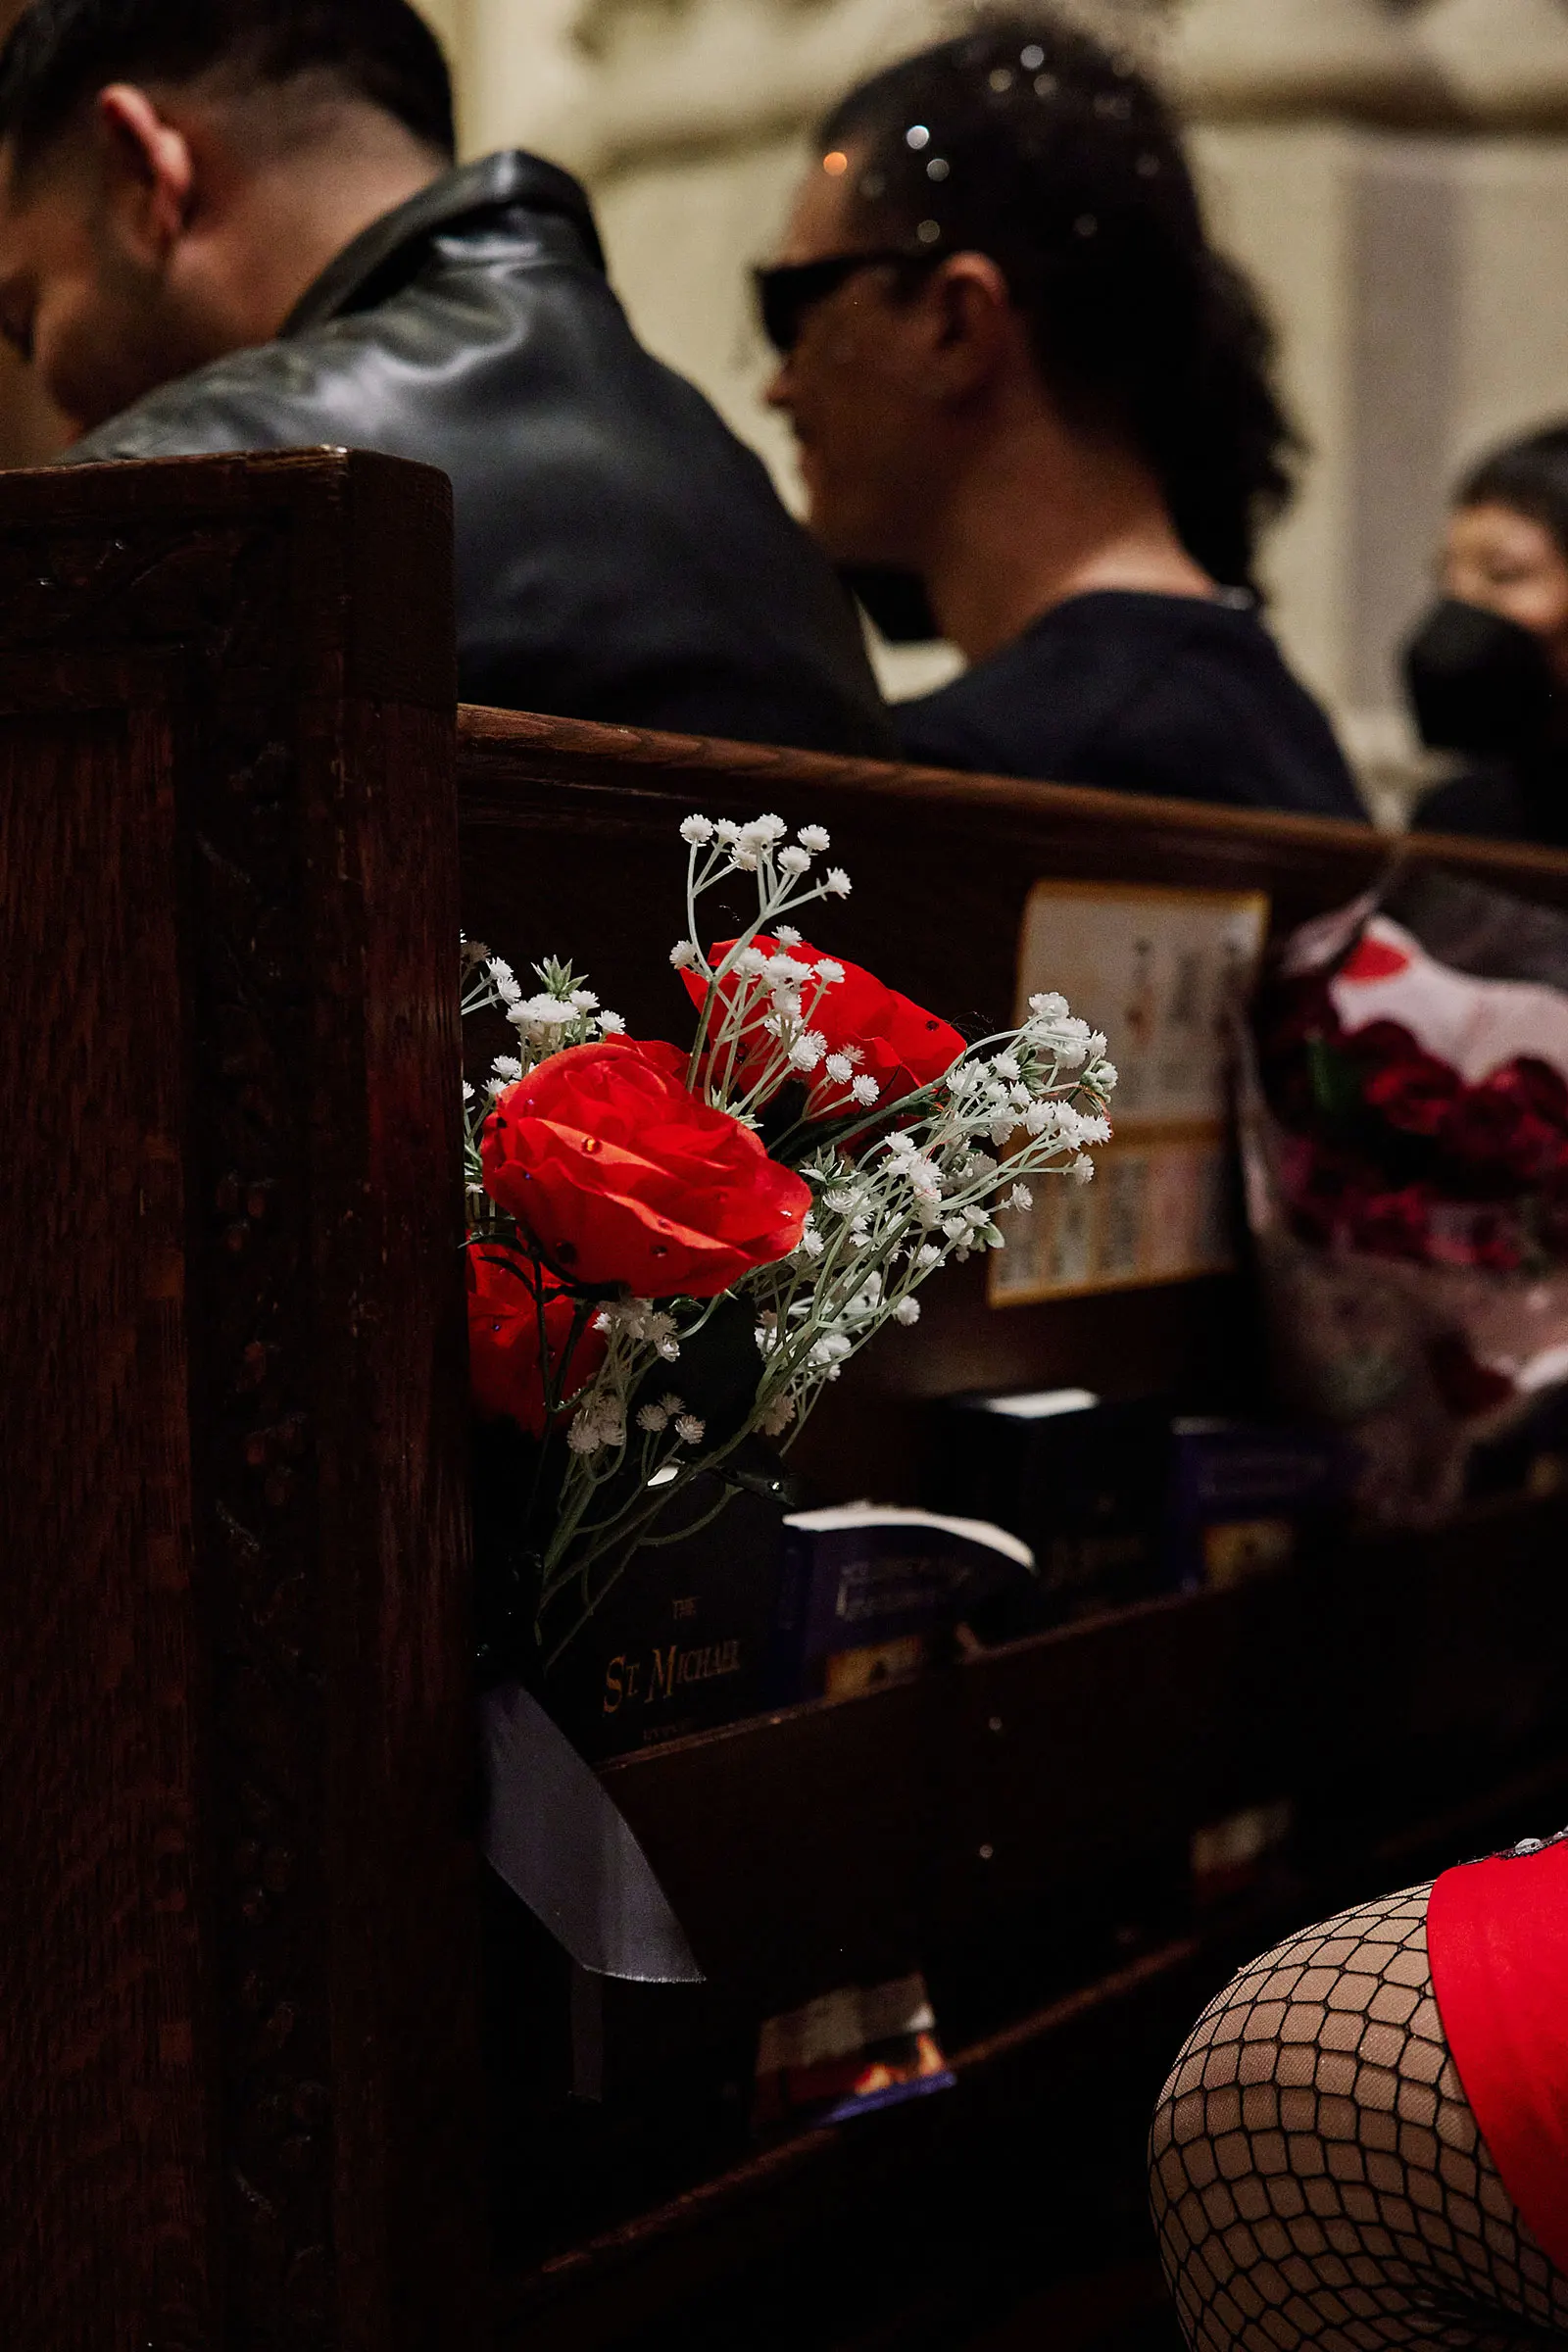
[463,809,1116,1664]
[1246,876,1568,1522]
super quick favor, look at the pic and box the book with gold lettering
[771,1504,1035,1701]
[526,1475,787,1763]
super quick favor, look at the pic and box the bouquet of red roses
[463,810,1115,1661]
[1246,880,1568,1520]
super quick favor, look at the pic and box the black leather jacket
[69,152,894,756]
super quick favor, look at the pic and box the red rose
[1341,1017,1425,1069]
[1363,1052,1462,1138]
[1440,1085,1561,1187]
[1346,1184,1432,1261]
[684,938,965,1119]
[481,1037,811,1298]
[466,1246,606,1435]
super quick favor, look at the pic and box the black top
[893,590,1365,820]
[67,153,893,758]
[1411,761,1568,848]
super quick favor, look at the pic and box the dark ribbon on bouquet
[479,1679,705,1983]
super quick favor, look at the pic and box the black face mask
[1402,597,1560,760]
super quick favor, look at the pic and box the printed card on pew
[991,882,1268,1304]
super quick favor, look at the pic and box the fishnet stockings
[1151,1882,1568,2350]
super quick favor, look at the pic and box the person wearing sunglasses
[759,11,1365,821]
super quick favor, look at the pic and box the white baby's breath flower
[680,814,715,845]
[823,1187,861,1214]
[656,1333,682,1360]
[491,1054,523,1082]
[659,1393,685,1417]
[915,1242,943,1268]
[851,1073,881,1106]
[992,1053,1021,1083]
[567,1415,606,1455]
[1029,991,1068,1020]
[799,824,831,855]
[894,1297,921,1326]
[801,1226,826,1258]
[668,940,699,970]
[744,813,788,846]
[824,1054,855,1087]
[568,988,599,1012]
[674,1413,707,1445]
[1006,1182,1035,1212]
[486,1078,507,1099]
[767,956,811,986]
[598,1010,626,1035]
[779,845,811,877]
[942,1214,970,1242]
[521,993,575,1026]
[1072,1154,1096,1185]
[824,867,853,898]
[774,923,803,946]
[638,1403,669,1434]
[790,1031,827,1072]
[463,1080,475,1102]
[712,818,739,845]
[1087,1032,1108,1059]
[990,1116,1016,1148]
[734,947,769,978]
[813,957,845,986]
[760,1396,799,1438]
[1092,1058,1118,1091]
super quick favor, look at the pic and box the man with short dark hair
[0,0,892,751]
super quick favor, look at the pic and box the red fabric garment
[1428,1836,1568,2276]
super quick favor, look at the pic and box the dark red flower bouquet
[463,810,1115,1659]
[1245,889,1568,1520]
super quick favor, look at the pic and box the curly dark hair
[1459,421,1568,561]
[0,0,455,177]
[820,10,1297,592]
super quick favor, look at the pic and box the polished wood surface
[0,452,481,2351]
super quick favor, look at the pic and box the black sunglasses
[754,249,945,357]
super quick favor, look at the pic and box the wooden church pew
[4,449,1567,2347]
[458,707,1568,2339]
[1,449,484,2350]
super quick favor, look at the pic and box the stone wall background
[7,0,1568,813]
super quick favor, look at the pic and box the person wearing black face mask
[1409,425,1568,844]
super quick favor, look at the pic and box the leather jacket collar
[283,150,607,336]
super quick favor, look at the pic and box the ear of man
[918,251,1024,406]
[92,83,192,265]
